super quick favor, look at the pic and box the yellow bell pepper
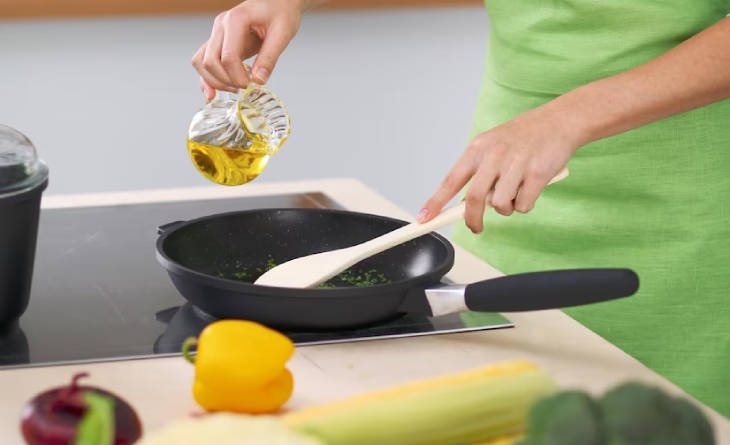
[182,319,295,414]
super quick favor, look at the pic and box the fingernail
[253,67,269,83]
[416,208,428,222]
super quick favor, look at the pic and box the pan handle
[422,268,639,317]
[156,221,186,236]
[462,268,639,313]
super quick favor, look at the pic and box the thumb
[252,22,294,83]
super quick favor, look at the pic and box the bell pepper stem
[182,337,198,365]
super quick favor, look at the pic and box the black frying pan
[154,209,639,331]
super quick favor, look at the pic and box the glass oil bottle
[186,65,291,186]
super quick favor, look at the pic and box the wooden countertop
[1,0,483,21]
[1,177,728,444]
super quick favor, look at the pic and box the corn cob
[471,432,524,445]
[282,359,557,445]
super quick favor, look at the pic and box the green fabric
[452,1,730,417]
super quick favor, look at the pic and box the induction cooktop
[0,191,513,369]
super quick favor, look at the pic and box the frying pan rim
[155,208,456,298]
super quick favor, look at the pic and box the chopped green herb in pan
[218,257,391,287]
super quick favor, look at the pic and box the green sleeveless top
[452,1,730,417]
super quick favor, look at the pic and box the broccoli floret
[515,390,606,445]
[515,382,716,445]
[600,382,716,445]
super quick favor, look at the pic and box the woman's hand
[417,17,730,235]
[417,103,587,234]
[191,0,305,100]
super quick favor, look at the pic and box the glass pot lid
[0,125,49,197]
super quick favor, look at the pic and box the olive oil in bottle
[186,139,271,186]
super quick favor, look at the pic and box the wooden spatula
[254,168,570,288]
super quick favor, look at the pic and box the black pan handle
[156,221,186,236]
[464,268,639,312]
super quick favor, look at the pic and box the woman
[192,0,730,417]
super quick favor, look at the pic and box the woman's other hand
[191,0,305,100]
[417,103,588,234]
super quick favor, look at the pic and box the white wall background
[0,6,489,216]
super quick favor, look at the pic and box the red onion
[20,372,142,445]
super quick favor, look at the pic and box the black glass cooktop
[0,192,513,369]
